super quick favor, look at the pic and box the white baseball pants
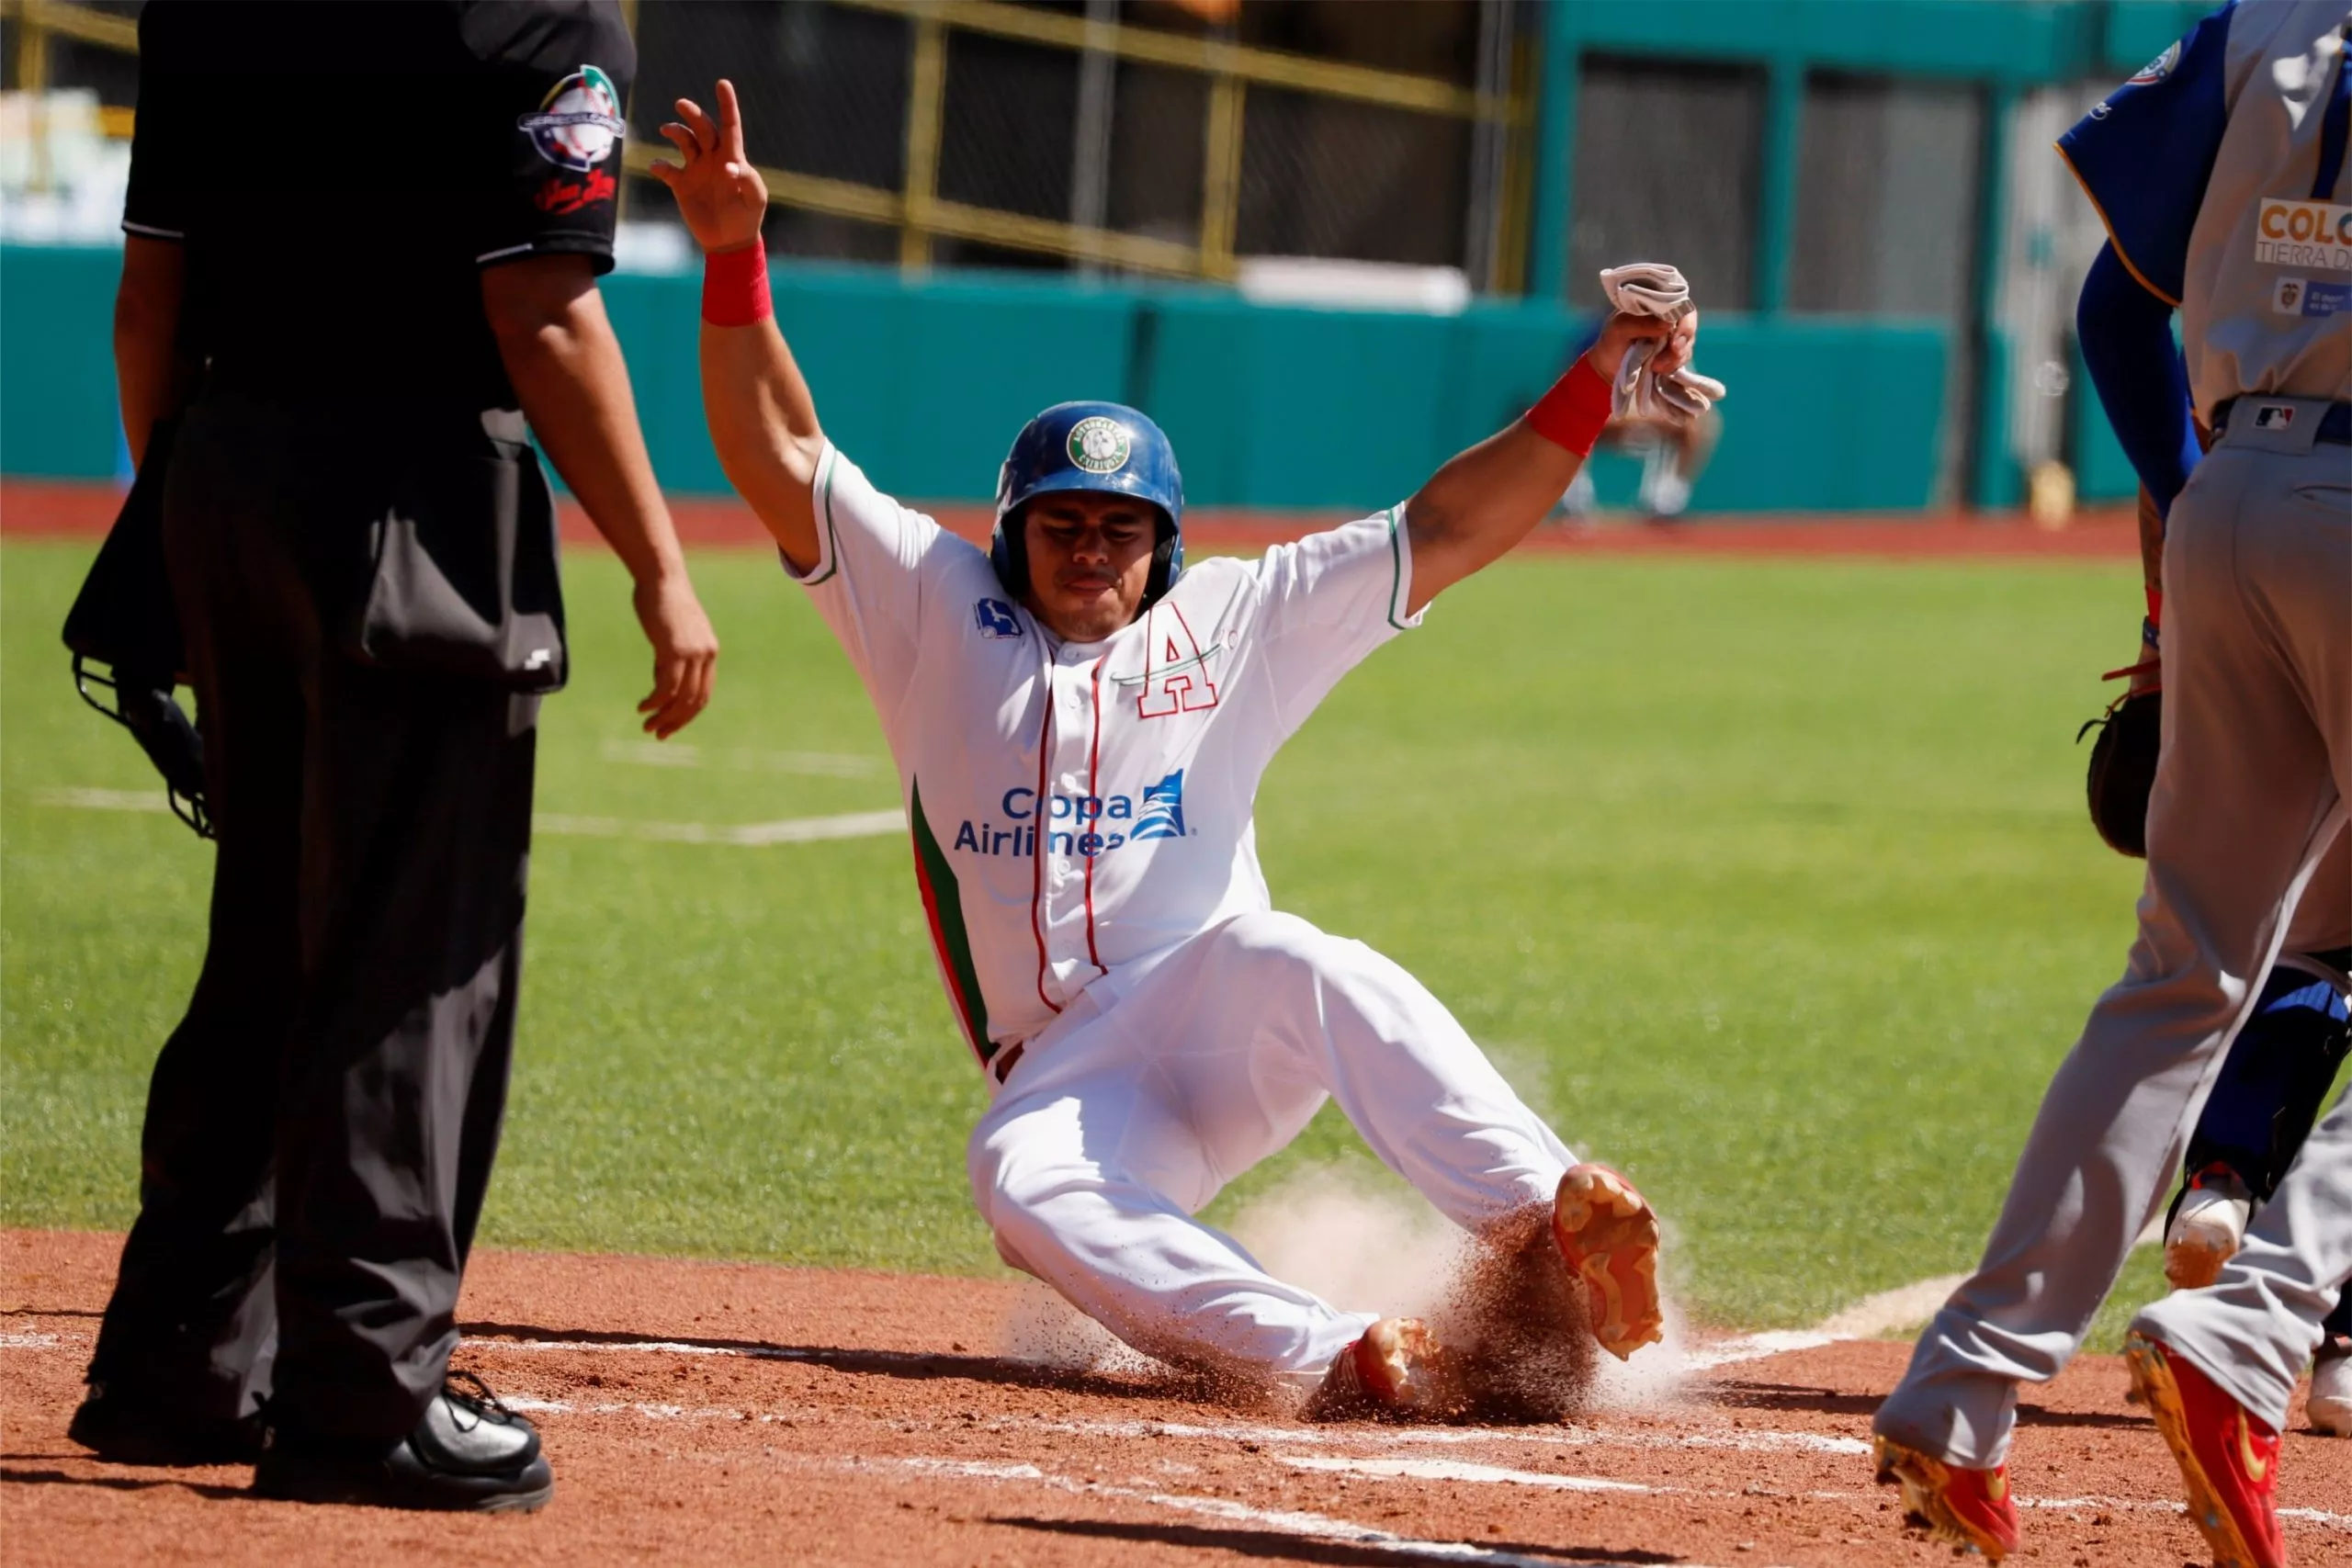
[966,909,1576,1382]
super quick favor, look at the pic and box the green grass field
[3,536,2197,1344]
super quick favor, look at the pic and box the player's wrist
[1524,355,1613,457]
[702,237,772,328]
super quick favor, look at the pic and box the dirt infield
[7,1230,2348,1567]
[0,478,2141,562]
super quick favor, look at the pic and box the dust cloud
[990,1163,1699,1421]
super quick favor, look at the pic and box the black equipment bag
[62,418,211,838]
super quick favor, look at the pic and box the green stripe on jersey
[910,782,989,1055]
[1385,505,1412,630]
[804,445,842,586]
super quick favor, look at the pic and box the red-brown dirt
[6,1229,2346,1567]
[0,478,2141,562]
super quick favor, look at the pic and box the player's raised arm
[650,80,826,571]
[1401,302,1699,615]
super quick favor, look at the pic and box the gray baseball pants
[1874,399,2352,1469]
[2135,1084,2352,1431]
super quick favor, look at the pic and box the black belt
[2212,398,2352,444]
[992,1041,1025,1085]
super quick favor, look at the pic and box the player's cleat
[1552,1163,1663,1359]
[2309,1336,2352,1438]
[1306,1317,1446,1421]
[2126,1330,2285,1568]
[1871,1434,2018,1562]
[2165,1164,2254,1291]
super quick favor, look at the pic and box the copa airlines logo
[952,770,1189,858]
[520,65,626,170]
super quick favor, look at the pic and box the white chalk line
[534,808,904,846]
[32,787,905,848]
[474,1324,1852,1382]
[959,1412,1871,1460]
[3,1331,2343,1535]
[1282,1454,1650,1494]
[485,1379,1864,1459]
[1279,1452,2352,1531]
[597,739,886,778]
[834,1452,1760,1568]
[481,1385,2351,1534]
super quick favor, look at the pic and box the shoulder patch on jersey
[519,65,626,171]
[2126,41,2181,85]
[974,597,1023,639]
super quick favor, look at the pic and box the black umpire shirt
[126,0,631,407]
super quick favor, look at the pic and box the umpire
[67,0,718,1512]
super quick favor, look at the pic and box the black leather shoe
[68,1382,265,1465]
[253,1373,553,1512]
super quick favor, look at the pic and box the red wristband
[702,239,772,327]
[1524,355,1613,457]
[2145,582,2162,632]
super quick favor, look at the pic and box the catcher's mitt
[2079,687,2161,858]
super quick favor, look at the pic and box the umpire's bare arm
[484,255,717,737]
[113,236,193,469]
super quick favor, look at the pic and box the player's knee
[971,1133,1088,1237]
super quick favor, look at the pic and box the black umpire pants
[85,391,541,1444]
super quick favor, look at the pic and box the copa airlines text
[952,774,1190,858]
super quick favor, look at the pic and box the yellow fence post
[901,9,946,273]
[615,0,639,223]
[14,6,48,95]
[1199,67,1244,283]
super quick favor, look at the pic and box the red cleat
[2126,1330,2287,1568]
[1872,1435,2019,1562]
[1306,1317,1448,1420]
[1552,1163,1663,1359]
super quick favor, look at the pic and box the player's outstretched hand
[1589,306,1698,385]
[633,573,719,739]
[649,79,769,256]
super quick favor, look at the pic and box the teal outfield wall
[1,244,1956,515]
[0,246,133,482]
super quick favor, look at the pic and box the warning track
[6,1229,2346,1567]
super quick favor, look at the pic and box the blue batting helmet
[990,400,1184,612]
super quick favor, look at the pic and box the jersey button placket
[1042,668,1086,983]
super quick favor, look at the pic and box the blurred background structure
[0,0,2211,515]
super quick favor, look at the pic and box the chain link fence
[621,0,1518,286]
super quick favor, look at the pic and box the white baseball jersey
[789,441,1421,1073]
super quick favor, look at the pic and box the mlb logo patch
[974,598,1023,639]
[2252,403,2296,430]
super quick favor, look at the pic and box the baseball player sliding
[1872,4,2352,1563]
[651,83,1724,1412]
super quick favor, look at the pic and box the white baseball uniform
[790,442,1578,1382]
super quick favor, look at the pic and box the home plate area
[5,1232,2348,1567]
